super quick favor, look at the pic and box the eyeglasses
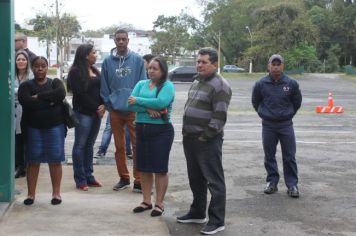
[15,39,23,42]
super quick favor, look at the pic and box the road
[2,73,356,236]
[166,73,356,236]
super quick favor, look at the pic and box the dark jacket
[68,67,103,116]
[252,73,302,122]
[18,78,66,129]
[24,48,37,64]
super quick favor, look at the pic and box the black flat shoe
[287,186,300,198]
[15,168,26,178]
[24,198,34,205]
[151,204,164,217]
[133,202,152,213]
[264,182,278,194]
[51,198,62,205]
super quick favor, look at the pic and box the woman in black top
[18,56,66,205]
[68,44,105,191]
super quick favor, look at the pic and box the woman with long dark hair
[14,50,32,178]
[128,57,175,217]
[18,56,66,205]
[68,44,105,191]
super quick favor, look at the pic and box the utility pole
[218,31,221,74]
[42,19,51,65]
[245,26,253,73]
[55,0,59,65]
[55,0,63,79]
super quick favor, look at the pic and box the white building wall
[27,32,152,65]
[27,37,57,65]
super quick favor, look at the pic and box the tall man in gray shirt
[177,48,232,235]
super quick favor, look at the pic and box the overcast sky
[15,0,203,31]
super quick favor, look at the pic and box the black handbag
[63,99,79,128]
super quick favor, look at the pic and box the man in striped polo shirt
[176,47,232,235]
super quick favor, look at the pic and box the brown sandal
[151,204,164,217]
[133,202,152,213]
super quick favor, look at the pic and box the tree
[82,24,135,37]
[330,0,356,66]
[29,13,81,63]
[196,0,320,70]
[196,0,253,65]
[283,42,320,72]
[308,0,356,67]
[29,15,56,62]
[151,14,190,63]
[58,13,81,61]
[250,2,319,67]
[325,44,341,72]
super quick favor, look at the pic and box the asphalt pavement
[1,73,356,236]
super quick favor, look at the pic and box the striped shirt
[182,73,232,139]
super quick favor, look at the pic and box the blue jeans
[98,115,112,154]
[72,112,101,187]
[98,115,131,155]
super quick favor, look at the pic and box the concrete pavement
[0,165,170,236]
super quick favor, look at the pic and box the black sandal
[51,198,62,205]
[150,204,164,217]
[24,197,34,206]
[133,202,152,213]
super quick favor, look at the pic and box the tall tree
[308,0,356,67]
[82,24,135,38]
[250,2,319,66]
[197,0,319,70]
[29,13,81,63]
[58,13,81,61]
[151,14,190,62]
[29,15,56,62]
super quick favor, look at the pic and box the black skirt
[135,123,174,173]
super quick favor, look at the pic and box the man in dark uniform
[252,54,302,198]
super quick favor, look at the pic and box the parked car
[168,66,197,82]
[223,65,245,73]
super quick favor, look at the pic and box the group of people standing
[13,28,302,235]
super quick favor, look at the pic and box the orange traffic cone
[315,91,344,113]
[327,92,333,108]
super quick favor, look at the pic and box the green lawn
[221,72,264,80]
[48,68,57,76]
[341,74,356,82]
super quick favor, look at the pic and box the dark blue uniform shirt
[252,73,302,121]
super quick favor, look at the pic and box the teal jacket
[128,80,175,124]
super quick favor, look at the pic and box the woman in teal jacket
[128,57,175,217]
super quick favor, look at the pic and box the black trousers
[15,133,26,169]
[183,134,225,226]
